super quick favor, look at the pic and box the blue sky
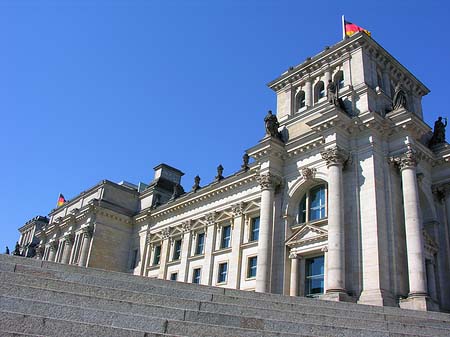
[1,0,450,251]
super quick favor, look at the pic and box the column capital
[390,148,418,171]
[81,225,93,239]
[160,227,170,240]
[231,202,246,217]
[48,240,58,251]
[256,173,282,190]
[289,252,300,259]
[320,146,349,167]
[62,233,74,245]
[181,220,192,233]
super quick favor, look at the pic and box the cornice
[135,170,259,223]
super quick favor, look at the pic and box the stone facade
[16,32,450,312]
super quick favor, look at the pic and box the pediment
[286,223,327,247]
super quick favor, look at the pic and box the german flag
[57,193,66,207]
[345,20,371,37]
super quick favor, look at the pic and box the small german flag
[344,20,371,38]
[57,193,66,207]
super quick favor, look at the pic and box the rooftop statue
[215,165,224,181]
[5,246,9,255]
[192,175,201,192]
[264,110,282,140]
[12,242,21,256]
[429,117,447,148]
[241,153,250,171]
[327,80,338,106]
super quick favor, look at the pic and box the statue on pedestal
[215,165,224,181]
[264,110,281,139]
[192,175,201,192]
[327,80,338,106]
[241,153,250,171]
[5,246,9,255]
[392,83,408,110]
[429,117,447,147]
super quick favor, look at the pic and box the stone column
[289,252,299,296]
[61,235,74,264]
[395,149,427,296]
[178,221,192,282]
[47,242,58,262]
[202,213,217,285]
[322,246,328,293]
[255,173,280,293]
[305,79,312,107]
[78,226,93,267]
[158,228,170,279]
[321,146,348,295]
[229,203,245,288]
[35,245,44,260]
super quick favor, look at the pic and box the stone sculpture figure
[429,117,448,147]
[12,242,21,256]
[241,153,250,171]
[215,165,224,181]
[192,175,201,192]
[264,110,280,138]
[5,246,9,255]
[327,80,338,106]
[392,83,407,110]
[170,183,183,200]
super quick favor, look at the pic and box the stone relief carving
[160,227,170,239]
[392,83,408,110]
[390,148,418,170]
[181,221,192,233]
[231,202,245,217]
[256,173,281,190]
[301,167,317,181]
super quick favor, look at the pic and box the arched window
[298,184,327,223]
[296,90,306,111]
[334,71,344,90]
[314,81,325,103]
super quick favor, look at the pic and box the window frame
[195,232,205,255]
[217,262,228,284]
[249,217,260,242]
[220,225,232,249]
[298,184,327,224]
[170,272,178,281]
[314,81,325,102]
[296,90,306,111]
[152,245,161,266]
[247,255,257,279]
[192,267,201,284]
[172,238,182,261]
[304,255,325,297]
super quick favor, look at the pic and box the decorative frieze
[231,202,245,217]
[181,221,192,233]
[205,212,217,226]
[320,146,349,167]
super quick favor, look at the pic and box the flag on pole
[343,18,371,38]
[57,193,66,207]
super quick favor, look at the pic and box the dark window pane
[250,217,260,241]
[305,256,324,297]
[173,239,182,260]
[153,245,161,265]
[247,256,257,278]
[218,263,228,283]
[299,194,307,223]
[196,233,205,255]
[193,268,201,284]
[309,185,325,221]
[221,225,231,248]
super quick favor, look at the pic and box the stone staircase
[0,254,449,337]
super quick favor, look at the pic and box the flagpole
[342,15,346,40]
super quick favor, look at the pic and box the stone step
[0,285,394,337]
[2,254,449,324]
[0,311,179,337]
[5,269,446,332]
[2,278,449,337]
[2,260,450,333]
[3,259,449,328]
[0,332,47,337]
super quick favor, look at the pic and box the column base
[399,295,440,312]
[358,289,397,307]
[321,291,355,303]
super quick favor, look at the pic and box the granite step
[0,266,447,327]
[2,275,449,337]
[2,254,449,324]
[5,269,449,334]
[0,285,397,337]
[0,311,179,337]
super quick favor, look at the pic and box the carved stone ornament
[181,221,191,233]
[301,167,317,181]
[256,173,281,190]
[205,212,216,225]
[48,240,59,251]
[160,227,170,239]
[289,252,298,259]
[63,233,74,245]
[81,225,94,238]
[231,202,245,217]
[390,148,418,170]
[320,146,349,167]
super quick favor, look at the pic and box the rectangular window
[153,245,161,265]
[130,249,138,269]
[309,185,326,221]
[247,256,257,278]
[173,239,182,260]
[250,217,260,242]
[195,232,205,255]
[221,225,231,249]
[217,262,228,283]
[192,268,201,284]
[170,272,178,281]
[305,256,324,297]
